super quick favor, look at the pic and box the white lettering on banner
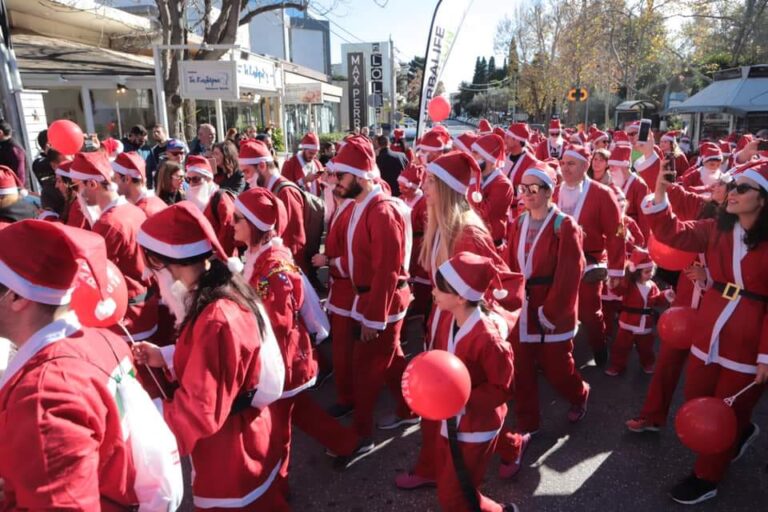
[347,52,368,131]
[417,26,445,135]
[371,43,383,117]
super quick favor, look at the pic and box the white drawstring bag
[299,273,331,343]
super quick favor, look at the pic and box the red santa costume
[471,134,514,247]
[185,155,238,257]
[590,129,609,151]
[235,189,358,493]
[112,151,167,217]
[429,252,516,512]
[398,163,431,318]
[137,202,288,511]
[554,146,626,358]
[502,123,540,190]
[0,221,141,511]
[505,166,590,433]
[453,131,479,155]
[68,152,159,346]
[477,118,493,135]
[391,128,414,162]
[660,131,690,176]
[534,118,565,161]
[281,132,324,196]
[334,136,415,439]
[641,162,768,493]
[681,144,724,191]
[608,144,651,240]
[606,249,673,374]
[633,144,665,190]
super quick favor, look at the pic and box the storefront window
[92,89,155,138]
[285,104,311,149]
[195,100,264,133]
[42,89,87,131]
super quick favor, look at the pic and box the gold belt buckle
[721,282,741,301]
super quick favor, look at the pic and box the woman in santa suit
[626,171,730,432]
[394,151,524,490]
[398,162,432,320]
[132,201,288,511]
[502,166,590,448]
[641,159,768,505]
[607,144,651,240]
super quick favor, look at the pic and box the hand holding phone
[638,119,652,143]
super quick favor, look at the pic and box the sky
[310,0,516,93]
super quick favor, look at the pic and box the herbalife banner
[416,0,473,139]
[347,52,368,131]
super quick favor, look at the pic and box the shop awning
[13,33,155,76]
[664,65,768,116]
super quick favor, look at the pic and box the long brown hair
[156,160,182,198]
[215,140,240,177]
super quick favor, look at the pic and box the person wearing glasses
[534,118,565,161]
[155,160,185,206]
[642,158,768,505]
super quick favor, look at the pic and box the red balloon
[48,120,84,155]
[675,397,737,454]
[648,234,696,271]
[71,260,128,327]
[428,96,451,122]
[401,350,471,420]
[657,307,697,349]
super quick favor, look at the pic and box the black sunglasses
[185,175,204,185]
[727,182,761,195]
[517,183,549,195]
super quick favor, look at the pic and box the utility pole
[390,35,397,127]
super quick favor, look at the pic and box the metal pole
[80,86,95,134]
[584,95,589,127]
[115,100,123,139]
[390,35,396,127]
[215,99,225,141]
[152,46,169,131]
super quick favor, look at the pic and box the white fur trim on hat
[234,196,276,233]
[426,161,467,195]
[0,258,74,305]
[239,156,274,166]
[505,129,528,142]
[299,144,319,151]
[397,175,416,188]
[137,229,213,260]
[333,162,374,180]
[111,161,141,179]
[607,159,630,167]
[661,134,677,142]
[563,149,589,163]
[438,260,483,301]
[453,137,470,154]
[471,142,499,166]
[55,168,70,178]
[68,167,106,182]
[523,168,554,188]
[741,169,768,193]
[186,166,214,179]
[227,257,244,274]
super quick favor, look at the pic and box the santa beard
[700,167,721,187]
[77,192,102,227]
[609,168,627,188]
[187,181,217,211]
[155,268,191,328]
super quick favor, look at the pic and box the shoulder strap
[553,211,565,236]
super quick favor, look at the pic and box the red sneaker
[567,383,590,423]
[394,472,436,490]
[498,433,532,479]
[625,416,661,433]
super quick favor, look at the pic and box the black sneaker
[333,438,375,470]
[503,504,520,512]
[327,403,354,419]
[670,474,718,505]
[593,347,608,366]
[732,422,760,462]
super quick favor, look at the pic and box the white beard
[155,268,191,328]
[0,337,16,378]
[550,136,561,146]
[77,193,102,227]
[187,181,217,211]
[610,169,627,188]
[700,167,720,186]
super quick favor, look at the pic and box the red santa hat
[100,137,123,161]
[522,165,556,189]
[68,151,113,182]
[626,121,640,134]
[590,129,608,144]
[736,134,754,152]
[111,151,146,181]
[718,140,732,157]
[731,159,768,193]
[427,150,484,203]
[299,132,320,151]
[562,144,591,164]
[137,201,243,273]
[453,131,479,154]
[55,160,72,178]
[393,128,405,140]
[185,155,214,179]
[549,118,562,134]
[0,165,22,195]
[608,145,632,167]
[437,251,508,301]
[239,140,274,167]
[397,162,425,189]
[477,119,493,135]
[332,135,376,180]
[700,144,723,163]
[472,134,505,167]
[418,130,451,153]
[234,187,279,233]
[628,247,654,272]
[612,130,631,148]
[506,122,530,143]
[661,131,679,143]
[0,220,113,308]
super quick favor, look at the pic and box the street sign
[567,87,589,102]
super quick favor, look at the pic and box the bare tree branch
[239,1,308,26]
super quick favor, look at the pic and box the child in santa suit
[430,251,519,512]
[605,248,674,376]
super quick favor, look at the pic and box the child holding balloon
[423,251,518,512]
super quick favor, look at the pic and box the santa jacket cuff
[537,306,556,331]
[634,151,658,172]
[331,257,346,277]
[159,344,177,380]
[641,193,669,215]
[758,354,768,365]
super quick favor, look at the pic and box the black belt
[354,280,408,295]
[413,231,424,237]
[230,389,258,416]
[713,281,768,303]
[620,306,659,318]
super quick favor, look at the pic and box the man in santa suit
[607,144,651,240]
[453,131,479,155]
[281,132,325,196]
[390,128,414,163]
[69,152,159,345]
[471,133,514,248]
[555,145,626,364]
[112,151,166,217]
[397,162,431,320]
[678,143,724,191]
[0,220,141,510]
[333,135,417,439]
[240,140,307,270]
[184,155,237,256]
[590,129,609,151]
[535,118,566,161]
[503,122,540,190]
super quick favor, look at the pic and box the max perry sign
[180,58,277,101]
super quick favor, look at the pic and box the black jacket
[376,148,408,197]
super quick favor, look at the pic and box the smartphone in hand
[638,119,652,143]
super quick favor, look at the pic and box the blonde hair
[419,175,488,273]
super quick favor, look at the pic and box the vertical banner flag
[416,0,474,139]
[347,52,368,132]
[371,42,384,120]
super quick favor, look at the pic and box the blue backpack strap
[553,211,565,236]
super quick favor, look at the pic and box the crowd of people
[0,112,766,512]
